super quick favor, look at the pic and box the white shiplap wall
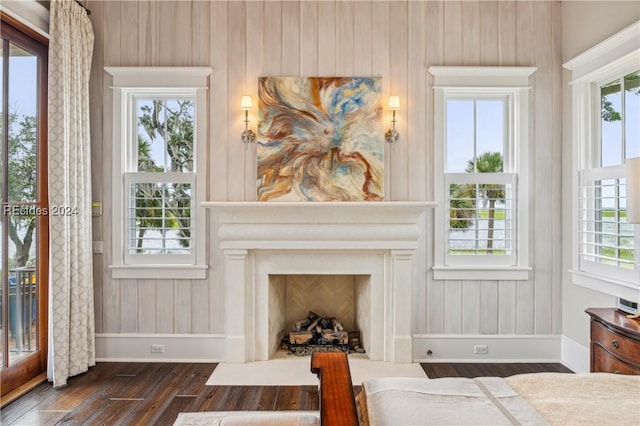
[89,1,562,355]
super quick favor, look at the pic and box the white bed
[359,372,640,425]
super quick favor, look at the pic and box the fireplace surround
[202,201,436,363]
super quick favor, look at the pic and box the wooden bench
[310,352,359,426]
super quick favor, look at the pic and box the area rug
[173,411,319,426]
[206,356,427,386]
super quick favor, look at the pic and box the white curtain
[47,0,95,388]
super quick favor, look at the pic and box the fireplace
[202,201,435,363]
[270,274,369,357]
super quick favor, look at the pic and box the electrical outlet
[150,344,165,353]
[92,241,103,253]
[474,344,488,354]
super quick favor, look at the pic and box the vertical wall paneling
[479,1,498,65]
[515,0,536,334]
[426,279,445,334]
[532,1,553,335]
[461,1,480,66]
[550,1,563,335]
[157,1,175,65]
[92,254,104,333]
[137,1,155,65]
[336,1,354,76]
[389,1,408,200]
[498,281,517,334]
[120,279,138,333]
[461,281,480,334]
[408,0,427,202]
[120,1,138,66]
[497,1,516,66]
[352,1,372,77]
[443,0,462,65]
[210,1,229,201]
[262,1,282,76]
[175,280,193,333]
[91,0,564,348]
[423,1,442,334]
[515,1,534,67]
[300,1,319,76]
[480,281,499,334]
[192,277,210,334]
[174,1,192,66]
[156,280,175,333]
[100,1,122,333]
[88,0,104,333]
[245,1,264,200]
[138,280,156,333]
[408,0,427,333]
[371,1,390,199]
[281,1,300,76]
[227,1,247,201]
[208,1,228,332]
[443,281,462,334]
[300,1,318,77]
[191,1,210,66]
[516,280,535,334]
[317,0,336,76]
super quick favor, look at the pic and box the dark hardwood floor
[1,361,572,425]
[421,362,573,378]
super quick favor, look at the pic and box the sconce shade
[388,96,400,110]
[240,95,253,110]
[626,157,640,224]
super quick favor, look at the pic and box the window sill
[110,264,208,280]
[432,265,531,281]
[570,269,640,301]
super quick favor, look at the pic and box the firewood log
[307,317,321,332]
[289,331,313,344]
[331,318,344,332]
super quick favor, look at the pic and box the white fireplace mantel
[202,201,436,363]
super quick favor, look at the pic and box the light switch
[92,201,102,216]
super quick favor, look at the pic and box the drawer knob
[612,340,620,349]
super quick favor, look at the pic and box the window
[565,21,640,299]
[106,68,211,279]
[0,12,49,396]
[430,67,535,280]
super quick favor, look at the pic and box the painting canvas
[257,77,384,201]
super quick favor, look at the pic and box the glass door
[0,16,48,398]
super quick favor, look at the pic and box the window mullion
[620,73,626,161]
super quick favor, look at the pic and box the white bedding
[362,373,640,426]
[363,376,548,425]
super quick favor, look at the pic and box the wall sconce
[626,157,640,224]
[385,95,400,144]
[241,95,256,144]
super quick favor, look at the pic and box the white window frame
[564,21,640,300]
[106,67,211,279]
[430,67,535,281]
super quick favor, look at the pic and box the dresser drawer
[592,344,640,375]
[591,321,640,366]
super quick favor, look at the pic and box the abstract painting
[257,77,384,201]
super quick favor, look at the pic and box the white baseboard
[413,335,561,363]
[96,333,571,365]
[95,333,225,362]
[560,335,590,373]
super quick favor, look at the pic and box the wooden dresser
[586,308,640,375]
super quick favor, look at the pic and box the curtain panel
[47,0,95,388]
